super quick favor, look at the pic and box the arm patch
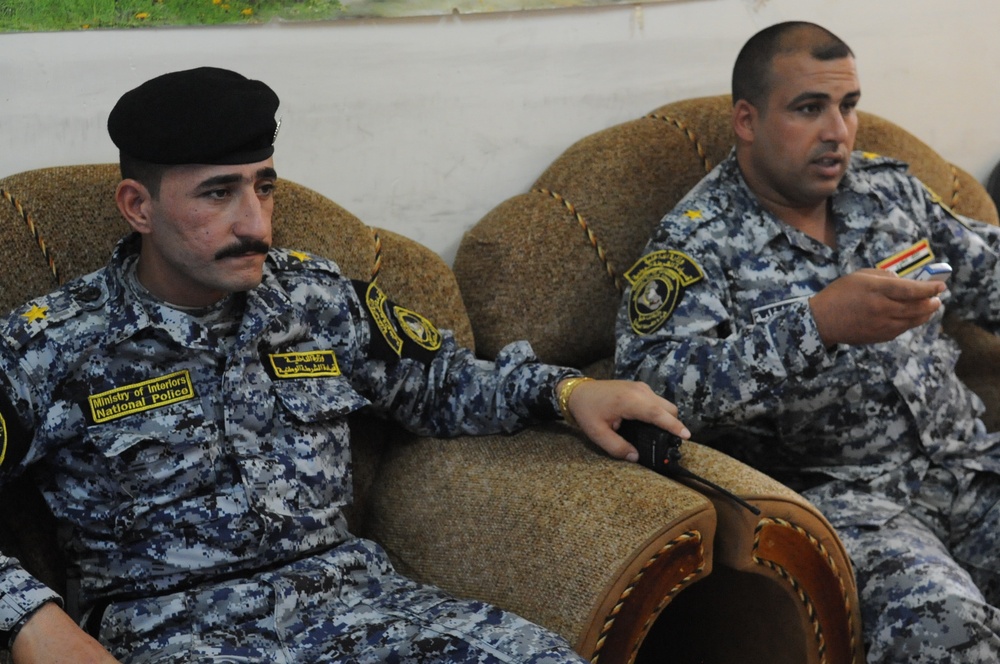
[352,280,442,365]
[0,393,32,471]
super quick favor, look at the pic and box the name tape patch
[268,350,341,379]
[88,370,196,424]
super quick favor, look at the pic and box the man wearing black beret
[0,67,690,662]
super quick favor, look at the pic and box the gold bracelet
[557,376,595,428]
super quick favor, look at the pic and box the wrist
[556,376,594,428]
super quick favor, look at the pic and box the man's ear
[732,99,758,143]
[115,179,154,234]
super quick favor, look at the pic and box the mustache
[214,240,271,260]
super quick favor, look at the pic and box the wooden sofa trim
[752,517,859,664]
[583,530,708,664]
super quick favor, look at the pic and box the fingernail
[626,451,638,463]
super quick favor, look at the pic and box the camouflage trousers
[821,466,1000,664]
[91,538,585,664]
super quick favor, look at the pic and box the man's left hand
[561,379,691,462]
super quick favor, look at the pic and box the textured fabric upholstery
[452,94,1000,663]
[0,164,726,663]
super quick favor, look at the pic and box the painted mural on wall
[0,0,671,33]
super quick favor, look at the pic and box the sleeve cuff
[0,566,63,648]
[766,299,839,375]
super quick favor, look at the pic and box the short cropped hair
[732,21,854,109]
[119,152,169,199]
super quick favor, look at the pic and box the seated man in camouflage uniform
[0,67,691,664]
[615,21,1000,664]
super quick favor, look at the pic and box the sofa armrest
[363,423,717,662]
[669,441,865,664]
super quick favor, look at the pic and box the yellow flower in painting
[135,12,150,19]
[241,8,253,15]
[213,0,222,4]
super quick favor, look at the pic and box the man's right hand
[809,268,947,347]
[11,602,121,664]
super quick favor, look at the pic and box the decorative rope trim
[948,163,962,209]
[370,227,383,282]
[590,530,705,664]
[645,113,714,175]
[532,187,623,292]
[752,517,859,664]
[1,188,60,286]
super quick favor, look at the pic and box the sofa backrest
[453,94,999,369]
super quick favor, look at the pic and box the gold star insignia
[21,305,48,324]
[862,151,881,160]
[684,209,703,220]
[289,250,311,262]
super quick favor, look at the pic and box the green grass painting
[0,0,661,33]
[0,0,344,32]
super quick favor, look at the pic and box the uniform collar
[102,234,295,350]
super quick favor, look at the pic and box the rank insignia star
[684,209,703,220]
[289,250,311,262]
[20,305,48,324]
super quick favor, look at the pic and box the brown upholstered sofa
[0,162,859,664]
[454,94,1000,663]
[0,154,862,664]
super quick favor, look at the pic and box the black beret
[108,67,280,166]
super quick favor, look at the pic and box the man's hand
[809,268,946,347]
[11,602,121,664]
[562,378,691,463]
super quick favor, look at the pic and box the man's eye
[204,189,229,199]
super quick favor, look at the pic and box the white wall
[2,0,998,263]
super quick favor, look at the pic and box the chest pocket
[83,397,221,541]
[251,376,370,515]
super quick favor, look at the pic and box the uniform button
[76,286,102,302]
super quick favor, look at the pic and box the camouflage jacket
[0,234,574,636]
[615,150,1000,525]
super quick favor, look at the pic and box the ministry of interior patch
[88,370,196,424]
[625,249,704,335]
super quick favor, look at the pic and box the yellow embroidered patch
[21,305,48,324]
[268,350,341,379]
[88,370,196,424]
[393,307,442,352]
[365,282,403,357]
[625,250,704,335]
[876,238,934,277]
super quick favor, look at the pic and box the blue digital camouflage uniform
[0,234,585,663]
[615,149,1000,663]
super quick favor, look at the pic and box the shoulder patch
[921,183,964,222]
[2,292,83,351]
[853,151,908,172]
[624,250,704,335]
[352,280,442,365]
[269,248,341,275]
[0,393,32,471]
